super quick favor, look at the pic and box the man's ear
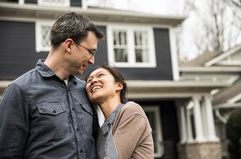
[64,38,73,54]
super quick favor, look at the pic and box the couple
[0,12,154,159]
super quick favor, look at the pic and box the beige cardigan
[112,101,154,159]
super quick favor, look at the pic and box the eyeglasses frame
[75,42,96,57]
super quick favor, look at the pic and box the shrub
[226,109,241,159]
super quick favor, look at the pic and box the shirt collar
[36,59,55,78]
[36,59,78,84]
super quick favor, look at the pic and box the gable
[205,45,241,67]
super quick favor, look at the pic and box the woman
[86,66,154,159]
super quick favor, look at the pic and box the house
[179,45,241,159]
[0,1,231,159]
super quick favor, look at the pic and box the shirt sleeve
[113,104,154,159]
[0,83,30,158]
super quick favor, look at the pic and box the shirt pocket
[81,103,93,116]
[35,102,69,138]
[37,103,66,115]
[75,100,93,116]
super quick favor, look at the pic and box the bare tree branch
[179,0,241,59]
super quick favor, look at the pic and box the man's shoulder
[12,68,38,86]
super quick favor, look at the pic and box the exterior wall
[0,20,47,80]
[0,20,173,81]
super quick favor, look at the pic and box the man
[0,12,104,159]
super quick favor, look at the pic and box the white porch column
[178,105,187,143]
[186,104,194,143]
[203,95,219,141]
[200,99,208,138]
[193,95,206,142]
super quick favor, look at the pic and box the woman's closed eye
[97,73,104,78]
[87,73,105,84]
[87,78,92,84]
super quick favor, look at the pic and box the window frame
[35,21,54,52]
[38,0,70,7]
[107,25,156,68]
[143,106,164,158]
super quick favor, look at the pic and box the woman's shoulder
[121,101,146,117]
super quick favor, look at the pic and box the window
[36,21,53,52]
[107,25,156,67]
[143,106,164,158]
[38,0,69,7]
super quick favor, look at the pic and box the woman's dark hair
[86,65,128,104]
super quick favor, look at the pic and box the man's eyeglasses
[76,43,96,57]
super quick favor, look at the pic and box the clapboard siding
[0,20,47,80]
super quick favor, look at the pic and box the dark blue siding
[0,21,47,80]
[0,22,173,81]
[25,0,37,4]
[71,0,82,7]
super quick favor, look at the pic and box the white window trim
[143,106,164,158]
[19,0,24,5]
[38,0,70,7]
[107,25,156,68]
[35,21,54,52]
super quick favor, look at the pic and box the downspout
[214,108,227,124]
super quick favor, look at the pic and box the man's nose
[88,56,95,64]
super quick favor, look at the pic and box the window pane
[113,30,128,62]
[114,49,127,62]
[134,31,149,63]
[41,25,51,48]
[135,49,149,62]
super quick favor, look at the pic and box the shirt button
[80,149,83,153]
[53,110,56,113]
[76,128,79,131]
[72,107,74,111]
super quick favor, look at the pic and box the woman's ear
[116,82,123,92]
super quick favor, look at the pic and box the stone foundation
[177,141,221,159]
